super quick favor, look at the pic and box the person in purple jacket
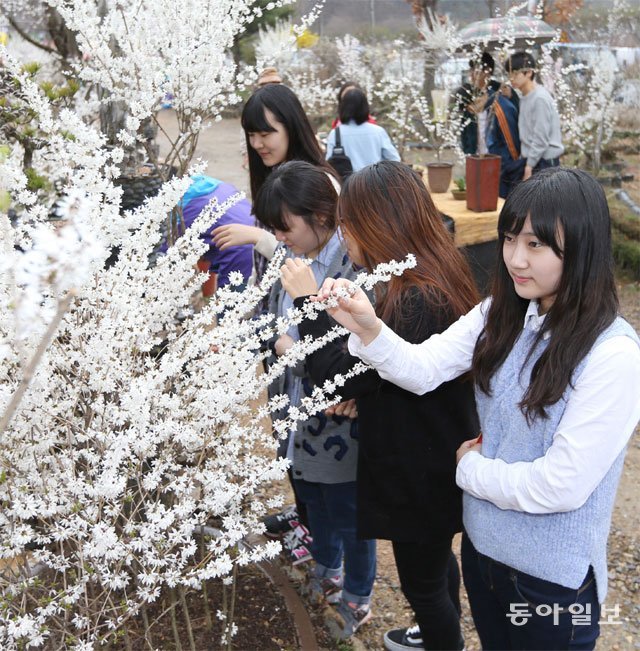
[160,175,254,291]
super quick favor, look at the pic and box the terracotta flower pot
[466,154,501,212]
[427,162,453,193]
[451,189,466,201]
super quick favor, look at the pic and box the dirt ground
[159,114,640,650]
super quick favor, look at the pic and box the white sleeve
[254,231,278,260]
[347,300,488,394]
[456,335,640,513]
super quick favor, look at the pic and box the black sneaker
[281,530,313,565]
[263,505,299,538]
[383,625,424,650]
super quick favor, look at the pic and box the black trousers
[500,157,561,199]
[287,467,309,528]
[392,537,464,651]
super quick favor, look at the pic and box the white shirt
[477,109,489,155]
[348,300,640,514]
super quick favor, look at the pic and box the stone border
[257,557,319,651]
[614,188,640,216]
[228,530,320,650]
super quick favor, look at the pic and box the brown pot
[451,189,466,201]
[426,162,453,193]
[466,154,501,212]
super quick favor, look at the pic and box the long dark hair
[253,161,338,241]
[472,167,618,420]
[241,85,330,201]
[338,161,479,326]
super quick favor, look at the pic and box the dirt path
[156,110,250,194]
[161,115,640,650]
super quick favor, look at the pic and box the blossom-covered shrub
[0,52,415,647]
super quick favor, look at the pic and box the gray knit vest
[268,244,359,484]
[465,316,639,603]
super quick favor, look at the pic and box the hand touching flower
[314,278,381,345]
[274,333,295,357]
[212,224,263,250]
[280,258,318,299]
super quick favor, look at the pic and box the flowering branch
[0,291,75,436]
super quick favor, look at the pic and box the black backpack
[327,126,353,180]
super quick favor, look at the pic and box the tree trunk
[407,0,439,102]
[46,6,81,60]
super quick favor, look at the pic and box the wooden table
[426,181,504,294]
[429,187,504,248]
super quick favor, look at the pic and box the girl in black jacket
[280,161,480,651]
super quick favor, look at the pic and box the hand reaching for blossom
[212,224,264,250]
[314,278,382,345]
[325,399,358,419]
[274,334,295,357]
[281,258,318,299]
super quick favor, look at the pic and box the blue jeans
[294,479,376,604]
[461,534,600,650]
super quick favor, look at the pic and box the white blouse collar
[524,301,551,340]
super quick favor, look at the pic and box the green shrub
[611,211,640,241]
[25,167,49,192]
[612,230,640,280]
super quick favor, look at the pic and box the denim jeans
[393,538,464,650]
[293,479,376,604]
[461,533,600,650]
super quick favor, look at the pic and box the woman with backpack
[325,88,400,174]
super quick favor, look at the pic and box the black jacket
[295,288,479,543]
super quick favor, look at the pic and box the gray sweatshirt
[519,84,564,168]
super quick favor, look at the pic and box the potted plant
[464,81,502,211]
[424,90,456,193]
[375,73,465,195]
[451,177,466,200]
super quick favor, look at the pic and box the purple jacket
[162,180,254,287]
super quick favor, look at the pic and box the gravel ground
[603,279,640,651]
[186,117,640,650]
